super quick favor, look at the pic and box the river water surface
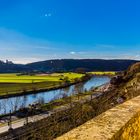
[0,76,110,114]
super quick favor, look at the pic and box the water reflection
[0,76,110,114]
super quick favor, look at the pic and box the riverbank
[0,72,116,99]
[0,76,110,119]
[0,80,83,99]
[0,76,110,118]
[0,80,117,139]
[0,80,111,128]
[0,73,87,99]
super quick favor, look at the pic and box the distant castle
[5,60,13,64]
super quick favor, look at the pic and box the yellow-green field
[0,73,84,96]
[0,73,83,83]
[89,71,116,76]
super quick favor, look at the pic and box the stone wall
[112,112,140,140]
[56,95,140,140]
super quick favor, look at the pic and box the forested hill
[0,59,139,73]
[0,60,30,73]
[26,59,139,72]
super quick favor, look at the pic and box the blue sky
[0,0,140,63]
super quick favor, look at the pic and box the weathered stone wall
[112,112,140,140]
[56,95,140,140]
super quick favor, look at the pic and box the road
[0,87,107,135]
[0,112,52,134]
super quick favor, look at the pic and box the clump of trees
[75,68,87,74]
[62,76,71,85]
[81,73,92,81]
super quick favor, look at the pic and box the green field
[0,72,114,97]
[0,73,83,83]
[0,73,84,96]
[89,71,116,76]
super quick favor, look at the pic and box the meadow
[0,72,115,97]
[0,73,84,96]
[0,73,84,83]
[89,71,116,76]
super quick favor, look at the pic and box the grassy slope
[0,73,84,96]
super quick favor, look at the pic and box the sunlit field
[89,71,116,76]
[0,73,84,83]
[0,73,84,96]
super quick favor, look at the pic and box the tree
[63,76,70,85]
[75,68,86,74]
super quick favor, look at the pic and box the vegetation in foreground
[0,73,84,96]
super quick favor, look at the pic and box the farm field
[0,73,83,83]
[89,71,116,76]
[0,73,84,96]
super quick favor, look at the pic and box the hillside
[0,60,30,73]
[0,59,139,73]
[26,59,139,72]
[109,62,140,104]
[118,62,140,99]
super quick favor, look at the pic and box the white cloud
[11,57,42,64]
[70,51,76,55]
[45,14,48,17]
[135,55,140,58]
[45,13,52,17]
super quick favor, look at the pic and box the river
[0,76,110,114]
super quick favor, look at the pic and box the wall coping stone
[56,95,140,140]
